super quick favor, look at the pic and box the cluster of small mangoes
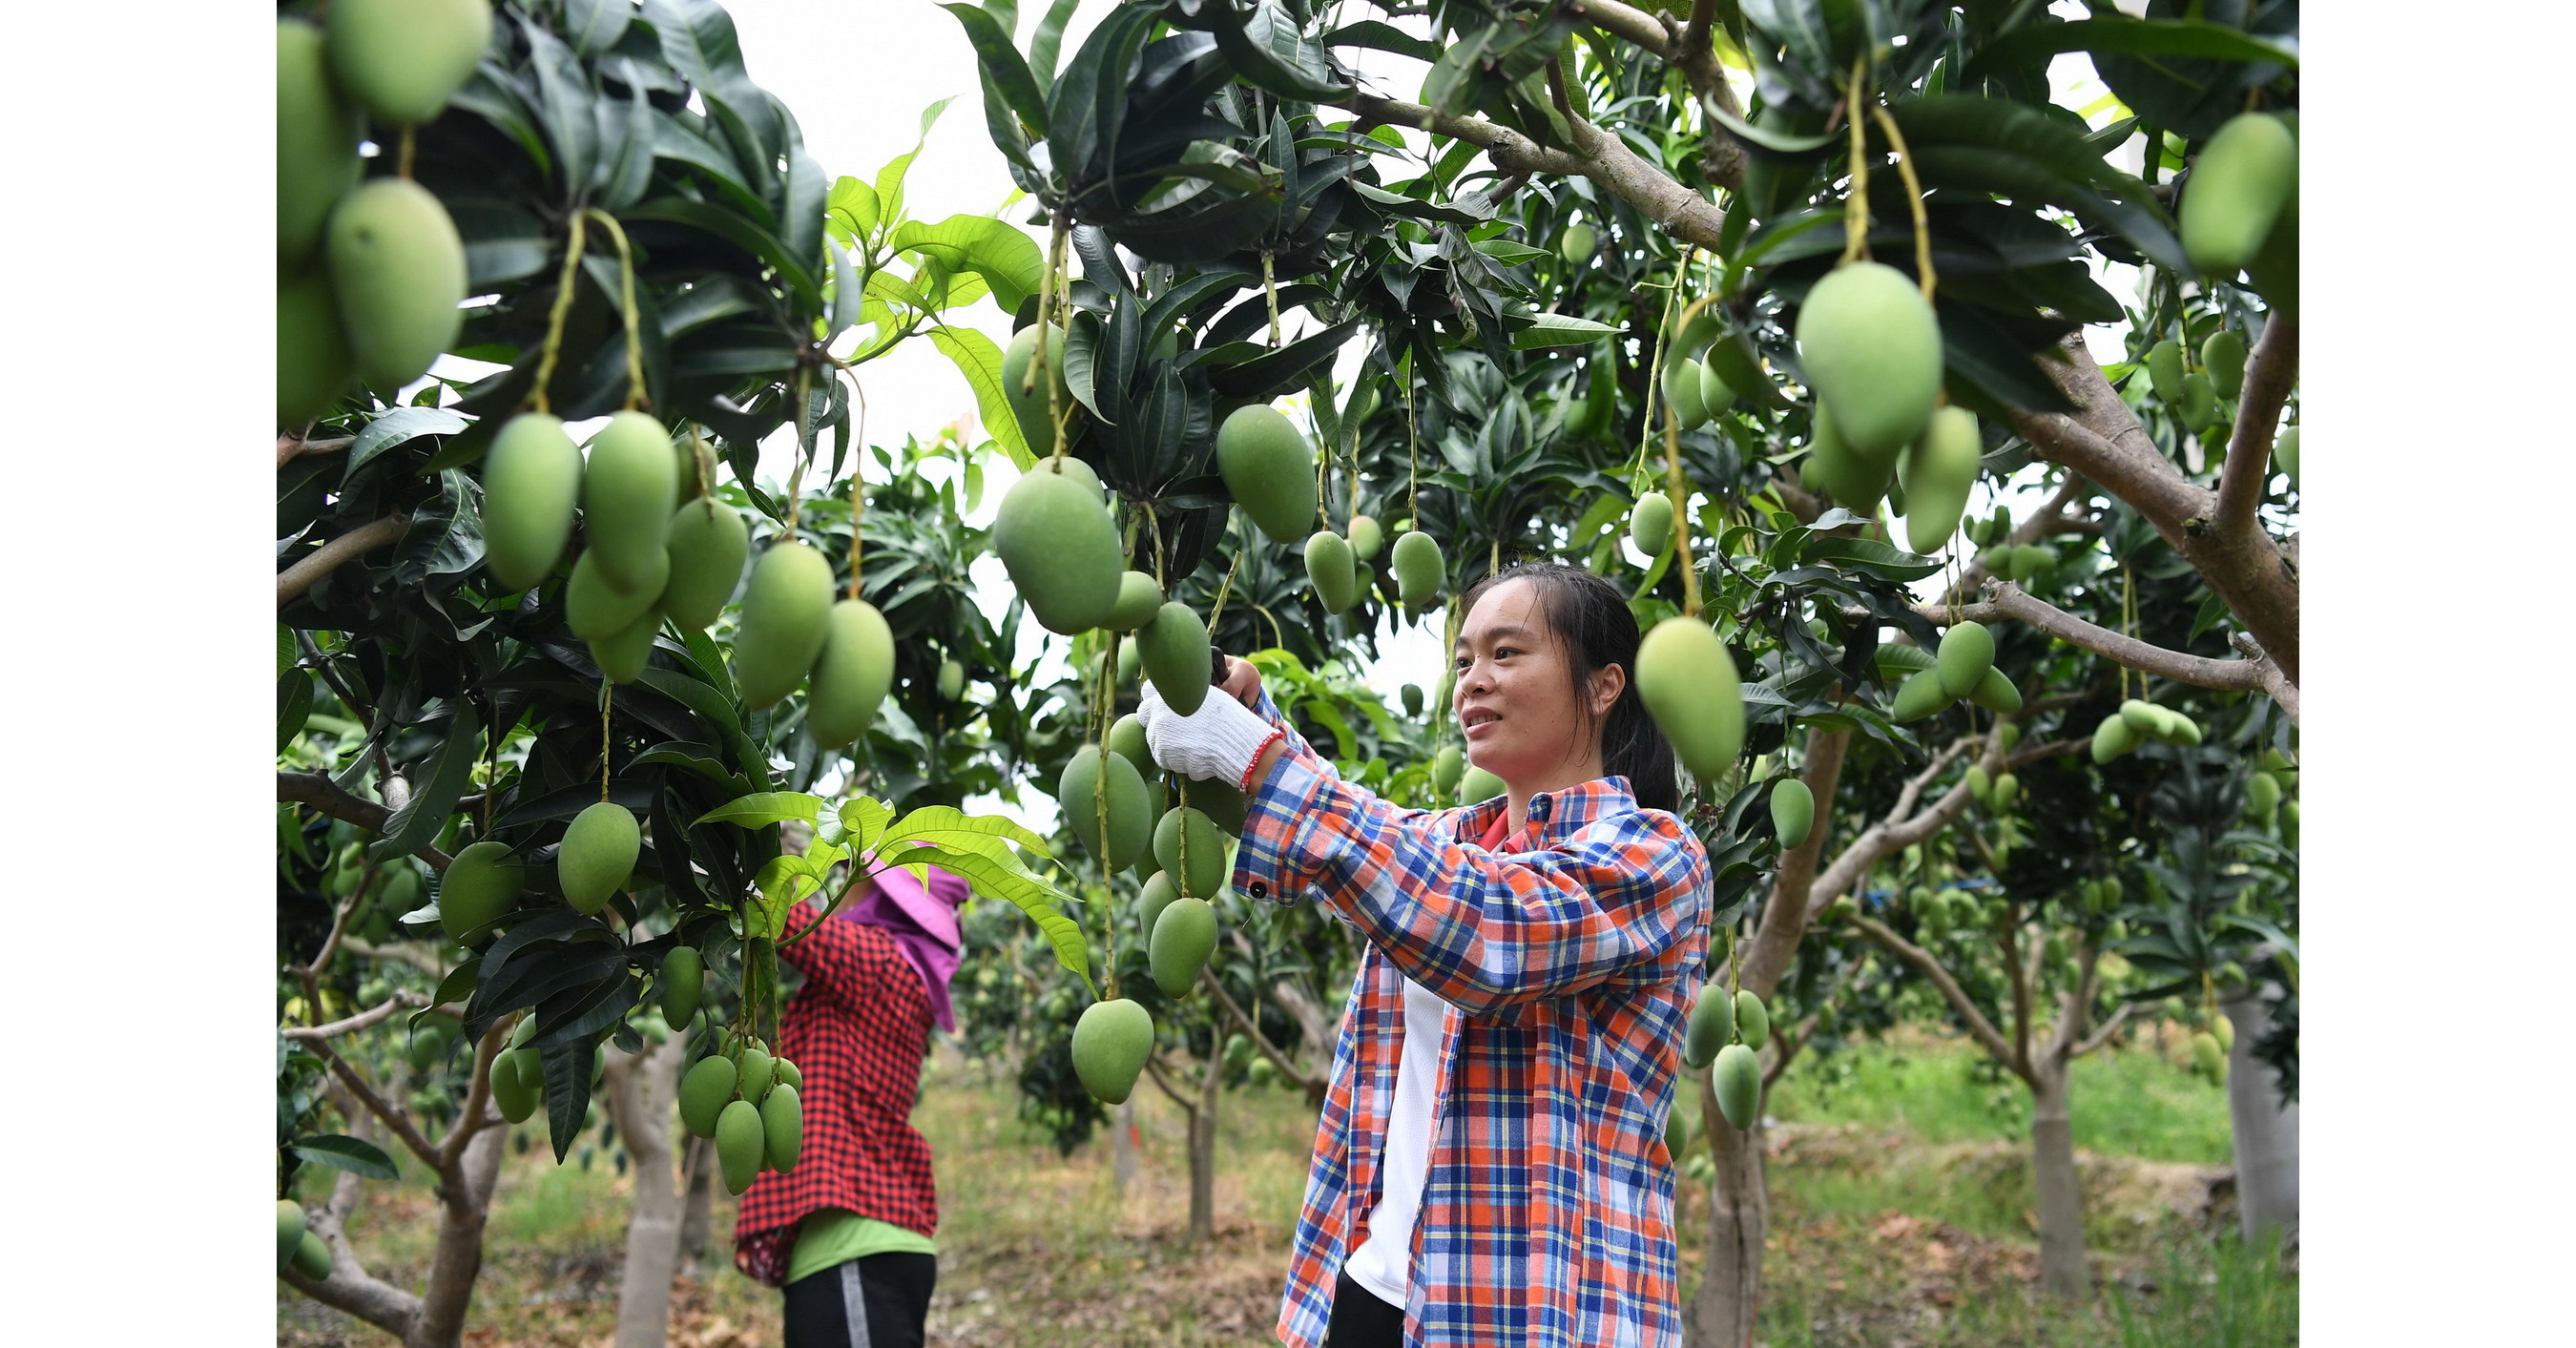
[1889,621,2023,724]
[2244,748,2298,838]
[2088,697,2205,763]
[1681,984,1773,1132]
[677,1034,805,1195]
[277,1,489,425]
[2189,1013,2235,1087]
[279,1198,332,1281]
[1963,506,2060,586]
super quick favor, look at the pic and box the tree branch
[1803,733,1990,910]
[277,772,455,870]
[1200,967,1321,1096]
[283,1181,423,1338]
[1940,472,2094,606]
[278,513,409,608]
[278,434,357,470]
[1580,0,1748,192]
[1341,93,1585,176]
[2070,1002,2133,1060]
[340,938,450,979]
[315,1040,442,1168]
[1741,727,1850,997]
[2215,315,2297,540]
[2044,936,2106,1064]
[2005,901,2032,1073]
[437,1020,511,1172]
[283,992,426,1043]
[1844,912,2021,1076]
[1141,1050,1202,1119]
[1974,582,2296,715]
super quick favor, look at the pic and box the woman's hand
[1218,654,1264,709]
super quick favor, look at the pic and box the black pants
[782,1251,937,1348]
[1324,1269,1405,1348]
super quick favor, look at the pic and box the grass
[280,1028,2292,1347]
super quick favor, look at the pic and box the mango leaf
[1323,19,1441,63]
[825,175,879,245]
[1508,312,1619,349]
[1965,16,2296,79]
[290,1134,398,1181]
[899,841,1090,985]
[625,197,821,312]
[344,406,470,482]
[696,791,825,828]
[826,238,862,340]
[368,716,483,865]
[889,216,1044,315]
[876,804,1056,860]
[940,3,1049,129]
[927,325,1036,469]
[838,796,898,854]
[1800,535,1946,581]
[1209,1,1352,102]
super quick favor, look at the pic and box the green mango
[1431,744,1465,794]
[1060,745,1151,870]
[582,412,678,593]
[2180,372,2220,432]
[1071,998,1154,1105]
[1215,404,1319,545]
[1665,351,1710,429]
[1797,449,1828,497]
[1154,806,1229,901]
[325,178,466,393]
[678,1056,736,1139]
[1559,221,1597,264]
[1402,683,1425,717]
[1977,545,2012,574]
[290,1229,334,1281]
[1138,602,1213,716]
[2275,426,2299,487]
[808,600,896,749]
[278,1199,308,1270]
[2190,1031,2228,1085]
[2163,711,2203,746]
[2010,545,2054,583]
[2244,187,2299,321]
[2204,330,2248,400]
[439,840,520,941]
[995,466,1124,634]
[1139,870,1181,937]
[2091,713,2137,764]
[1189,778,1250,838]
[1733,990,1771,1050]
[1108,571,1165,633]
[278,20,362,264]
[558,802,639,915]
[1968,665,2023,715]
[1797,261,1942,460]
[1347,514,1383,561]
[490,1049,539,1123]
[1992,773,2021,809]
[737,1047,777,1108]
[1117,641,1141,686]
[2146,340,2186,403]
[660,498,750,631]
[1807,403,1891,513]
[1769,778,1814,848]
[2181,113,2298,276]
[777,1058,802,1089]
[1001,324,1072,456]
[1149,895,1219,998]
[1682,985,1735,1069]
[2119,699,2161,734]
[1699,357,1737,414]
[479,413,584,592]
[2212,1014,2235,1053]
[1901,407,1982,554]
[1935,621,1995,699]
[1109,713,1154,781]
[717,1099,765,1194]
[1637,616,1744,781]
[566,548,665,642]
[2246,772,2282,818]
[326,0,490,126]
[1460,765,1506,806]
[1390,530,1444,608]
[731,543,835,709]
[660,947,704,1028]
[1891,668,1950,723]
[588,607,661,685]
[1629,491,1673,558]
[1713,1043,1761,1131]
[1304,531,1359,614]
[1965,764,1991,806]
[937,659,966,701]
[761,1084,802,1172]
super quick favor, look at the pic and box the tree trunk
[2028,1058,2088,1299]
[1686,1069,1767,1348]
[676,1135,717,1275]
[407,1118,508,1348]
[604,1034,691,1348]
[1111,1096,1138,1197]
[1187,1062,1220,1246]
[2222,988,2298,1247]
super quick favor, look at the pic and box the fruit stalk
[1839,61,1873,266]
[1866,105,1937,302]
[530,211,590,417]
[584,208,648,410]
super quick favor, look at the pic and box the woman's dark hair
[1457,561,1679,814]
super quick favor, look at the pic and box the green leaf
[1210,1,1352,102]
[625,197,821,312]
[344,406,469,482]
[1509,312,1620,349]
[1706,100,1839,155]
[367,717,483,865]
[696,791,826,829]
[1965,17,2296,79]
[826,175,880,244]
[889,216,1044,315]
[1800,535,1946,581]
[838,797,898,855]
[290,1134,399,1181]
[927,325,1035,469]
[939,4,1049,129]
[1323,19,1441,63]
[902,842,1090,985]
[876,804,1056,860]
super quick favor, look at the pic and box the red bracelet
[1237,729,1287,793]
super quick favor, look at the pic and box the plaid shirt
[1234,691,1712,1348]
[732,903,941,1287]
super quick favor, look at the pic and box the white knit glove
[1137,681,1284,790]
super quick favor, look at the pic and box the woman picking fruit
[1136,562,1714,1348]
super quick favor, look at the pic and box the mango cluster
[276,3,490,425]
[1891,621,2022,723]
[679,1039,805,1194]
[1964,506,2057,585]
[2244,749,2298,839]
[1682,985,1771,1131]
[2181,112,2298,315]
[2142,325,2257,439]
[2089,698,2203,763]
[1793,261,1952,521]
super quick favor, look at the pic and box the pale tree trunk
[2027,1056,2088,1298]
[1188,1058,1221,1245]
[603,1033,692,1348]
[409,1122,509,1347]
[2222,988,2298,1247]
[676,1136,717,1275]
[1111,1097,1138,1197]
[1686,1068,1767,1348]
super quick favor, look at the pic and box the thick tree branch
[277,772,455,870]
[316,1040,441,1168]
[1741,727,1850,997]
[1342,93,1585,176]
[278,433,356,470]
[1971,582,2296,718]
[438,1020,511,1172]
[1142,1050,1203,1118]
[282,1192,422,1337]
[278,513,410,608]
[1804,733,1991,910]
[2215,315,2297,540]
[2044,938,2107,1065]
[283,992,426,1043]
[1844,912,2020,1075]
[340,938,450,978]
[1580,0,1748,191]
[2069,1002,2133,1060]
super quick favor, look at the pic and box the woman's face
[1453,578,1623,788]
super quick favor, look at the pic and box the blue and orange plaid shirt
[1232,690,1713,1348]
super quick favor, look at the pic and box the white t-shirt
[1341,971,1452,1310]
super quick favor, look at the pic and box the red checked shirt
[1234,690,1713,1348]
[732,903,941,1288]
